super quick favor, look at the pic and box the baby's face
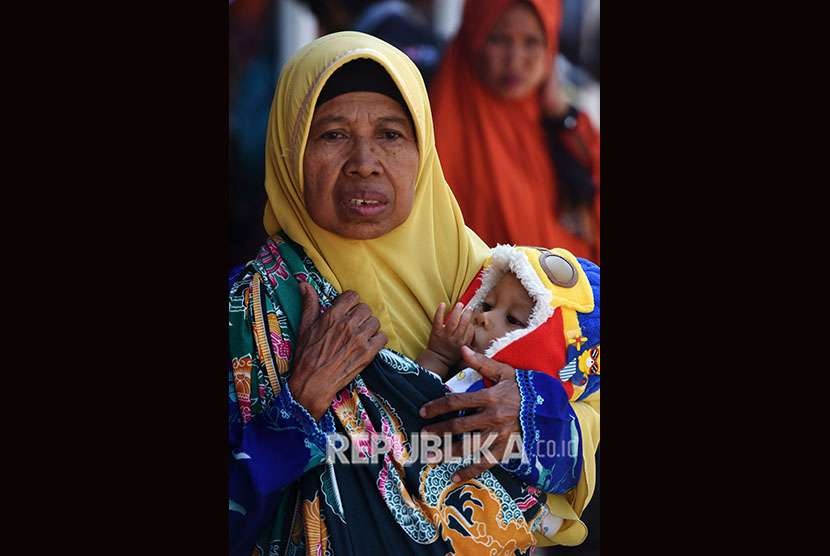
[470,272,533,353]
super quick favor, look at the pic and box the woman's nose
[344,138,381,178]
[507,44,523,71]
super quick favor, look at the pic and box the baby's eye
[507,315,526,327]
[481,302,492,312]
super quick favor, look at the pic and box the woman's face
[303,91,419,240]
[477,2,548,100]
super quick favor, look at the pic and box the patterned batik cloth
[229,235,584,556]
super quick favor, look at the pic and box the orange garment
[430,0,600,260]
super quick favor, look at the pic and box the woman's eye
[321,131,347,141]
[380,130,403,141]
[481,302,492,312]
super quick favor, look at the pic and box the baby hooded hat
[449,245,600,401]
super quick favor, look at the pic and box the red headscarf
[430,0,598,258]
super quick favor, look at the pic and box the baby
[415,244,600,544]
[416,245,600,399]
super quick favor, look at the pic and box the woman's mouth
[339,191,390,218]
[501,75,522,89]
[346,198,388,217]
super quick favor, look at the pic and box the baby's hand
[426,302,474,368]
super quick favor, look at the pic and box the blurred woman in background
[430,0,600,260]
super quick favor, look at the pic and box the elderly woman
[430,0,601,260]
[229,32,599,555]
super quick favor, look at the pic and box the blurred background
[229,0,599,268]
[229,2,599,552]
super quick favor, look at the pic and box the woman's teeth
[350,199,381,206]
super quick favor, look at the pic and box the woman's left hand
[419,346,521,483]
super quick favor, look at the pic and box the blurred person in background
[230,0,276,269]
[297,0,445,85]
[431,0,600,261]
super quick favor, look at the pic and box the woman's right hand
[287,282,387,420]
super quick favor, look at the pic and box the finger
[328,290,360,318]
[351,325,386,361]
[460,346,514,383]
[452,460,496,483]
[461,318,474,346]
[367,331,388,353]
[346,303,372,327]
[297,282,321,338]
[340,332,386,384]
[357,315,381,338]
[445,302,464,330]
[421,413,489,436]
[347,331,387,374]
[419,389,493,419]
[454,307,473,338]
[431,303,447,332]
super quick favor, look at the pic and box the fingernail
[451,474,460,483]
[419,407,426,417]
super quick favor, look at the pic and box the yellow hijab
[262,31,489,359]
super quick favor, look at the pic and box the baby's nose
[472,310,488,328]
